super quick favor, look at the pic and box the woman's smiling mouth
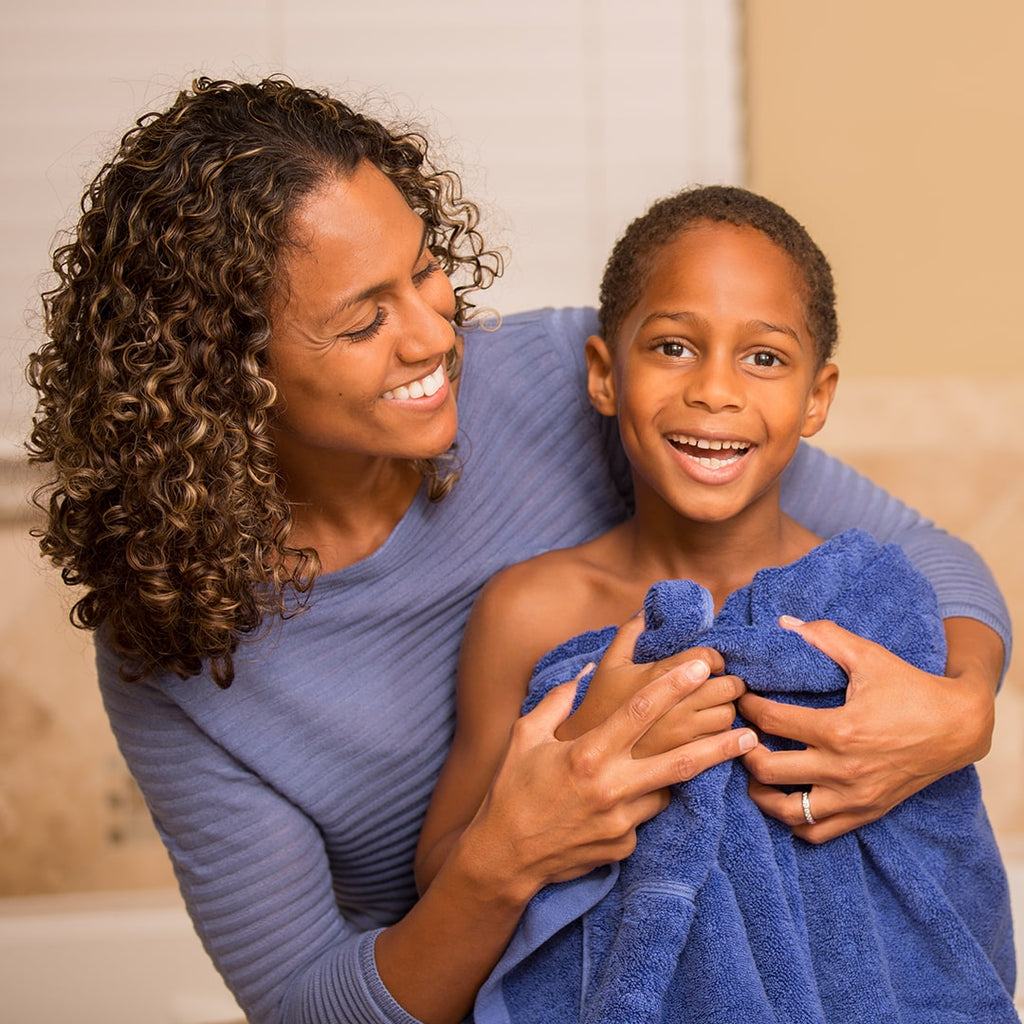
[382,362,447,401]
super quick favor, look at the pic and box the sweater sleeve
[780,442,1012,678]
[97,647,421,1024]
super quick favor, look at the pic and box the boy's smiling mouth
[666,432,752,468]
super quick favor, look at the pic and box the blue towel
[474,530,1018,1023]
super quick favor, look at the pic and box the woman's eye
[744,350,782,368]
[654,339,693,358]
[343,308,387,342]
[413,259,441,285]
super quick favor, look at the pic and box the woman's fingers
[739,615,991,842]
[745,779,872,844]
[638,724,758,791]
[737,692,830,749]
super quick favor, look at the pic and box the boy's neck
[625,485,822,611]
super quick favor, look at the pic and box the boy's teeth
[667,433,751,468]
[669,433,749,451]
[695,454,741,468]
[383,363,445,401]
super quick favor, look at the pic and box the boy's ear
[585,335,617,417]
[800,362,839,438]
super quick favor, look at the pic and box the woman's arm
[781,442,1012,675]
[748,443,1011,841]
[103,623,750,1024]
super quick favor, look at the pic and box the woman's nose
[397,282,457,364]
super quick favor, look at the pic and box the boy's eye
[744,350,782,368]
[654,339,694,358]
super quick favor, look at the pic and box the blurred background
[1,1,1021,1021]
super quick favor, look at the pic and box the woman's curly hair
[599,184,837,364]
[27,76,502,688]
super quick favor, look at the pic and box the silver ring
[801,789,817,825]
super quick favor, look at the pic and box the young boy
[418,186,1017,1022]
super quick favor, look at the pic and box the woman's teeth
[382,363,446,401]
[668,433,750,468]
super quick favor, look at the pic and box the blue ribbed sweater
[96,307,1012,1024]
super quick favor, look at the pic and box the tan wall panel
[744,0,1024,378]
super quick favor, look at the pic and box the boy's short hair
[598,185,837,364]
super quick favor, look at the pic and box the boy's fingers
[603,659,718,747]
[601,613,645,665]
[524,677,581,732]
[639,726,758,790]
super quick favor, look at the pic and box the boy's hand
[556,613,747,757]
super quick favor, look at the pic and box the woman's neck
[275,441,424,573]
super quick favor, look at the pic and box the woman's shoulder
[461,306,598,373]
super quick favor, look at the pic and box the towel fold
[474,530,1018,1023]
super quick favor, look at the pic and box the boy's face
[586,221,837,527]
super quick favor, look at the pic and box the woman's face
[265,161,459,468]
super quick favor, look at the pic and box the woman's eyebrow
[318,223,431,328]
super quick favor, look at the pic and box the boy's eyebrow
[749,318,801,343]
[641,310,802,344]
[317,223,431,328]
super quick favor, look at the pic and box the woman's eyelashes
[341,261,443,343]
[413,258,442,284]
[343,308,388,343]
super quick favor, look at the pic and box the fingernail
[779,615,805,629]
[682,659,709,682]
[737,730,757,753]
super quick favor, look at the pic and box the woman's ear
[800,361,839,438]
[585,335,617,417]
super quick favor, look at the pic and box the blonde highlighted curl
[27,76,502,688]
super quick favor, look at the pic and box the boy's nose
[683,355,744,413]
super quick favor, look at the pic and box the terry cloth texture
[475,529,1018,1024]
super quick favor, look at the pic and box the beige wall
[745,0,1024,854]
[744,0,1024,379]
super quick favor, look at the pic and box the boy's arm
[415,566,757,895]
[415,570,543,893]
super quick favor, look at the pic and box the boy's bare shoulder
[470,529,633,668]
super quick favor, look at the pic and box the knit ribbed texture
[96,307,1012,1023]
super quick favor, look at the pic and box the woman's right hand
[462,620,756,897]
[403,604,754,1023]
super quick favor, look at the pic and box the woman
[27,78,1009,1024]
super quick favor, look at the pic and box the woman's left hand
[738,616,1002,844]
